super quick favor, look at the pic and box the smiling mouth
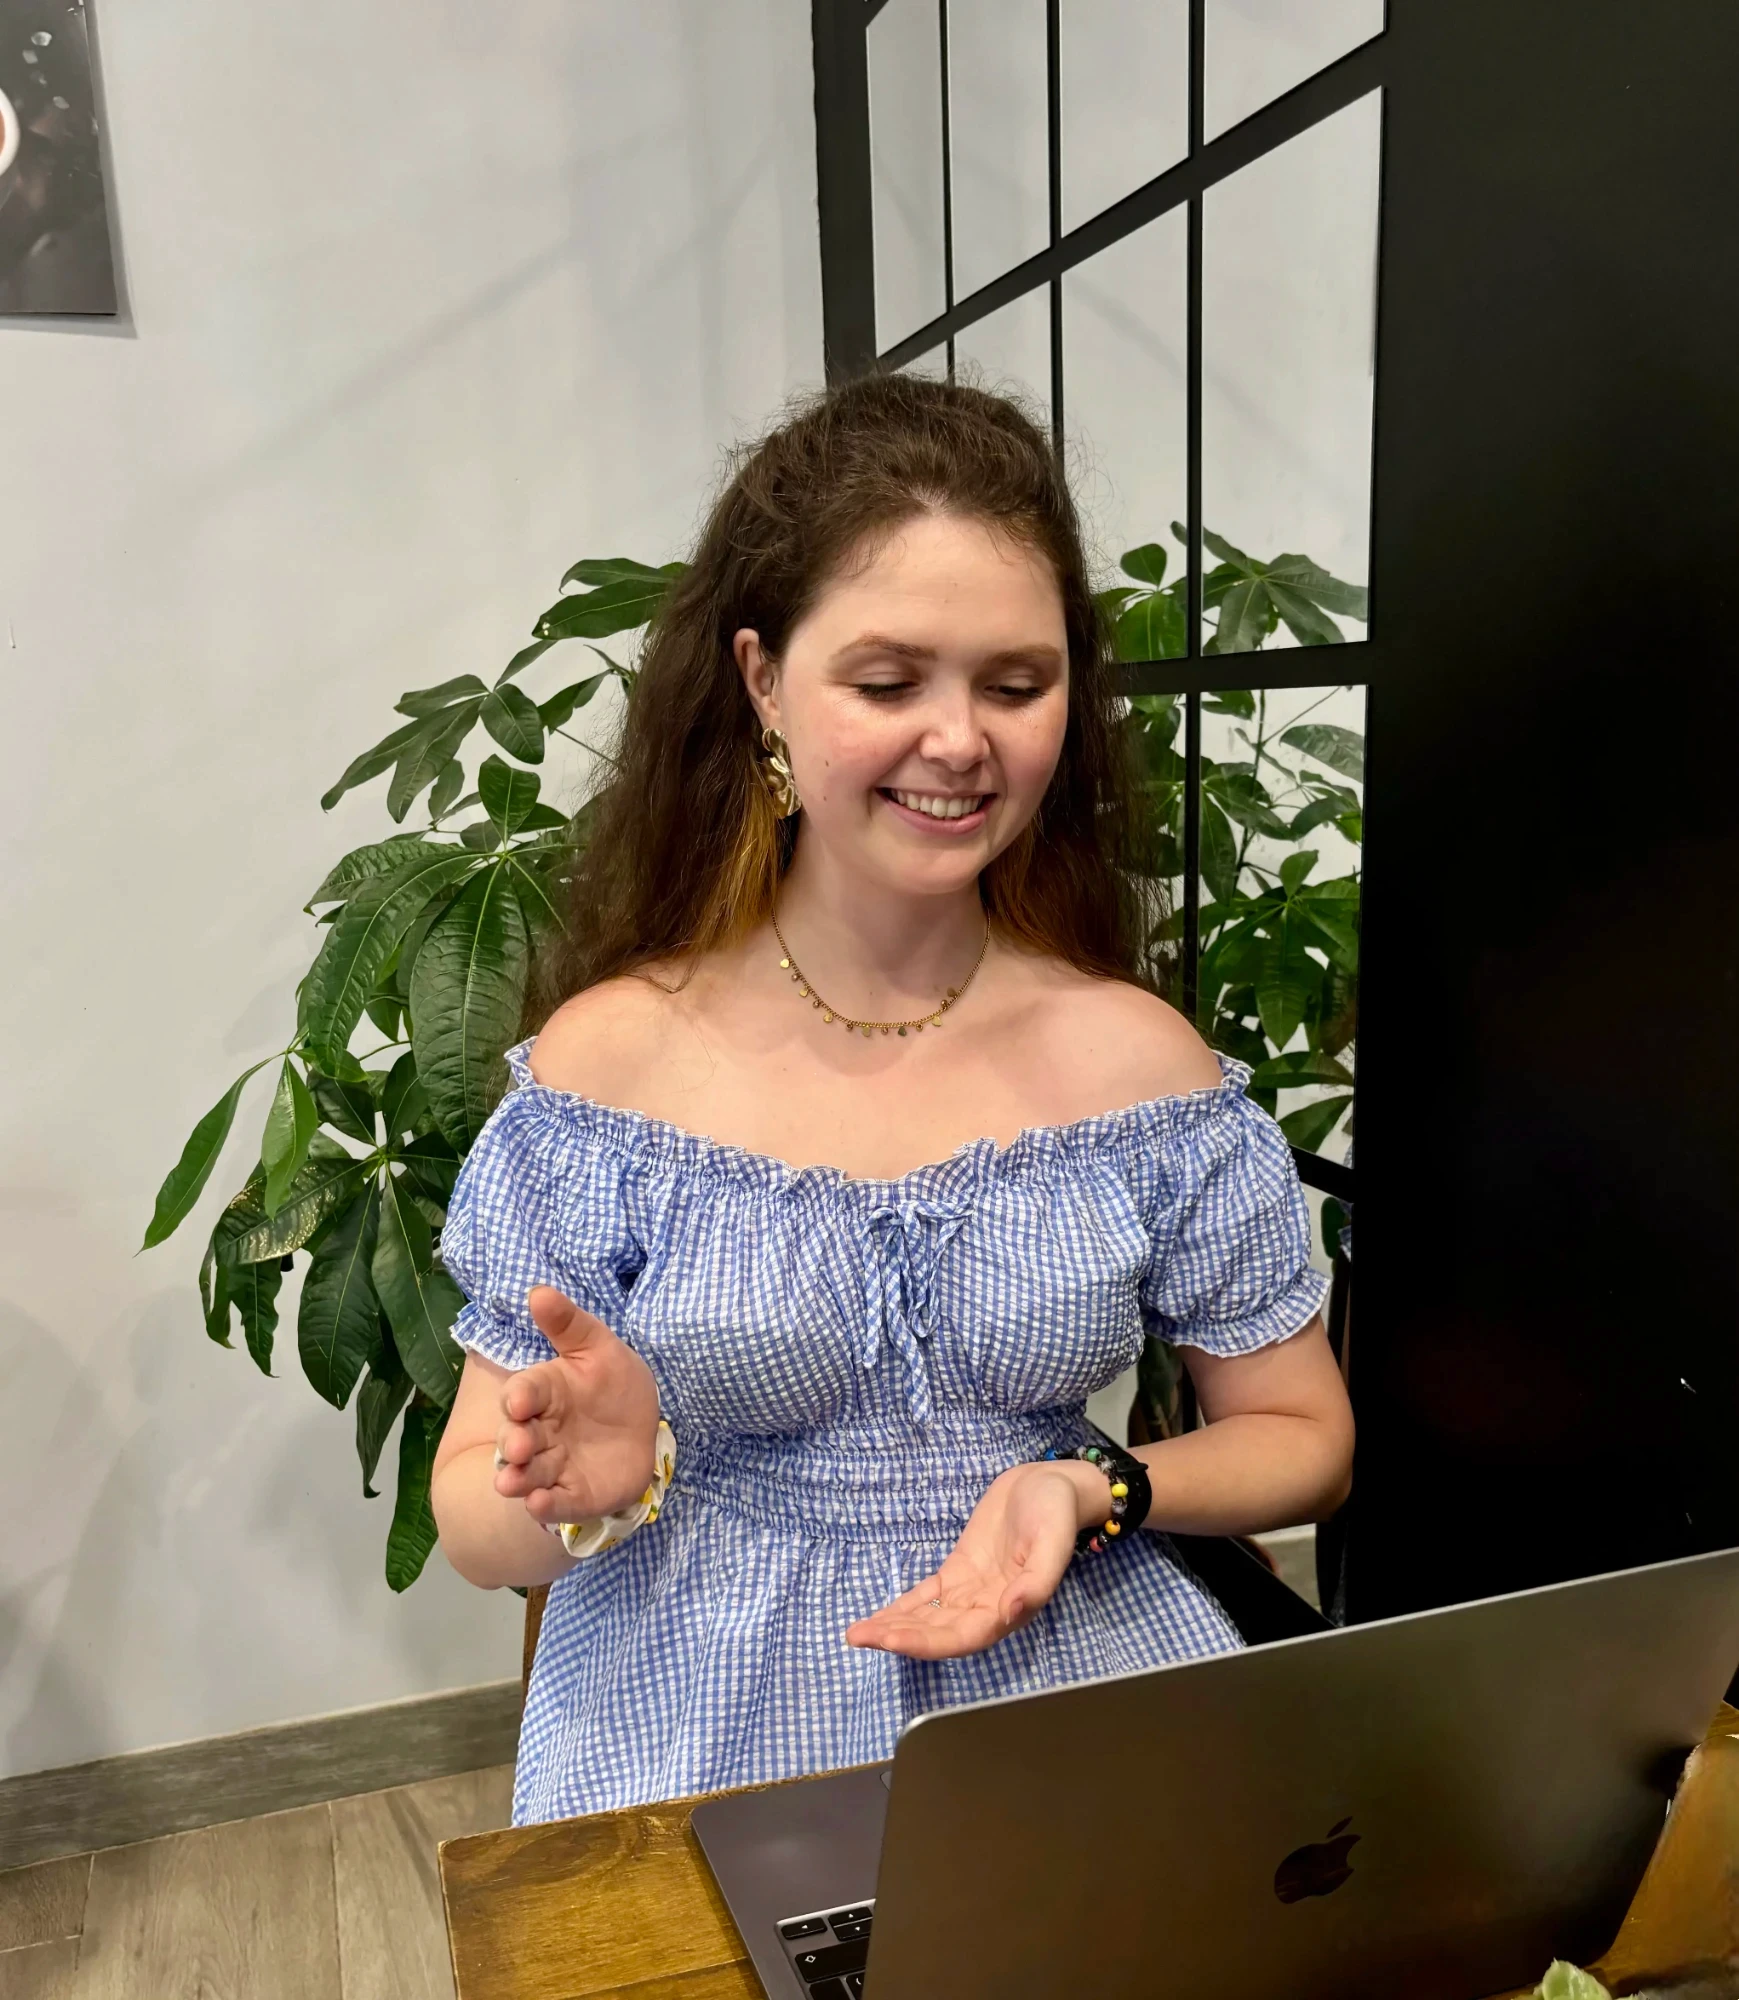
[879,788,992,821]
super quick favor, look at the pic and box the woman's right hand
[491,1286,661,1526]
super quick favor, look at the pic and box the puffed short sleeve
[438,1071,643,1373]
[1140,1080,1329,1357]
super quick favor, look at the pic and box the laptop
[691,1545,1739,2000]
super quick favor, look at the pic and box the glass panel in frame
[1059,0,1189,233]
[953,284,1052,424]
[947,0,1050,300]
[869,0,947,348]
[1200,91,1379,655]
[1062,206,1188,659]
[1204,0,1385,142]
[1195,681,1364,1182]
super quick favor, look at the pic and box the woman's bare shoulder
[1013,956,1224,1108]
[526,968,686,1098]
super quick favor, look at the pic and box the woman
[430,373,1354,1827]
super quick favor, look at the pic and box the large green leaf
[232,1255,285,1376]
[393,674,487,718]
[309,1068,379,1146]
[261,1060,319,1217]
[1199,796,1240,906]
[496,635,558,686]
[1204,767,1289,838]
[396,1132,461,1207]
[1288,791,1354,839]
[1214,577,1278,654]
[538,675,606,732]
[1279,1093,1353,1154]
[305,834,434,911]
[1264,554,1369,623]
[410,866,531,1153]
[1202,688,1256,719]
[534,574,673,642]
[1250,1050,1355,1092]
[1281,723,1365,781]
[385,1397,450,1591]
[387,704,481,824]
[373,1175,465,1407]
[1265,581,1347,647]
[479,687,545,764]
[141,1057,274,1249]
[1278,850,1318,895]
[299,1186,381,1409]
[381,1050,430,1141]
[1115,588,1188,663]
[394,879,464,1005]
[427,757,465,821]
[355,1340,412,1497]
[508,855,564,938]
[229,1135,367,1263]
[560,556,684,589]
[1119,543,1169,587]
[1198,526,1263,573]
[477,755,541,833]
[301,849,477,1070]
[364,987,404,1042]
[1255,912,1321,1052]
[321,718,426,813]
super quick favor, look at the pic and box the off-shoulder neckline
[500,1038,1254,1195]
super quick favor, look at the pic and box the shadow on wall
[0,1295,122,1777]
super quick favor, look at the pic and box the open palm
[845,1463,1087,1660]
[492,1286,660,1525]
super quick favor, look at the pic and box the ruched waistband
[670,1408,1098,1541]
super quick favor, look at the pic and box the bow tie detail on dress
[855,1194,971,1424]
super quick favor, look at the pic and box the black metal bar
[1178,0,1205,1030]
[878,33,1386,370]
[1046,0,1064,459]
[1292,1149,1356,1202]
[1182,693,1202,1022]
[939,0,954,378]
[1115,651,1370,698]
[865,0,892,22]
[813,0,878,382]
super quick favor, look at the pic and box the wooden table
[440,1704,1739,2000]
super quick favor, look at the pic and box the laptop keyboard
[776,1900,874,1995]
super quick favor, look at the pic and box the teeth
[890,790,985,820]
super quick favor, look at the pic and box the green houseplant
[142,528,1364,1586]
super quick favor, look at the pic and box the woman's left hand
[845,1459,1110,1660]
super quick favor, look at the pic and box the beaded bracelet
[541,1419,677,1561]
[1038,1431,1152,1556]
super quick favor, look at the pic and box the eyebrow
[832,633,1064,670]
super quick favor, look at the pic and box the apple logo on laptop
[1273,1817,1360,1903]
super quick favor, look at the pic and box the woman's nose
[916,693,991,768]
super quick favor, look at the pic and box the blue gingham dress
[440,1039,1328,1825]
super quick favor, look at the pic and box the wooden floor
[0,1765,513,1999]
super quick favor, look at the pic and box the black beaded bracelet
[1037,1429,1153,1555]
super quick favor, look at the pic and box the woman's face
[736,511,1071,898]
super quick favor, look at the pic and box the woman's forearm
[1133,1411,1353,1539]
[431,1442,578,1590]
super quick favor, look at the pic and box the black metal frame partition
[814,0,1739,1628]
[814,0,1381,1208]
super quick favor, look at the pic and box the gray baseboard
[0,1679,522,1872]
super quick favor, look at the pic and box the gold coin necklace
[771,909,990,1038]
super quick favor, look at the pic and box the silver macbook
[691,1546,1739,1999]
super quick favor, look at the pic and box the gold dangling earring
[758,726,801,818]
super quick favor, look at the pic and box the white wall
[0,0,821,1779]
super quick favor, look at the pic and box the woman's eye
[993,685,1046,703]
[855,682,911,700]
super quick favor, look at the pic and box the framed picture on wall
[0,0,116,314]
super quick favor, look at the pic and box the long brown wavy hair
[524,371,1163,1028]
